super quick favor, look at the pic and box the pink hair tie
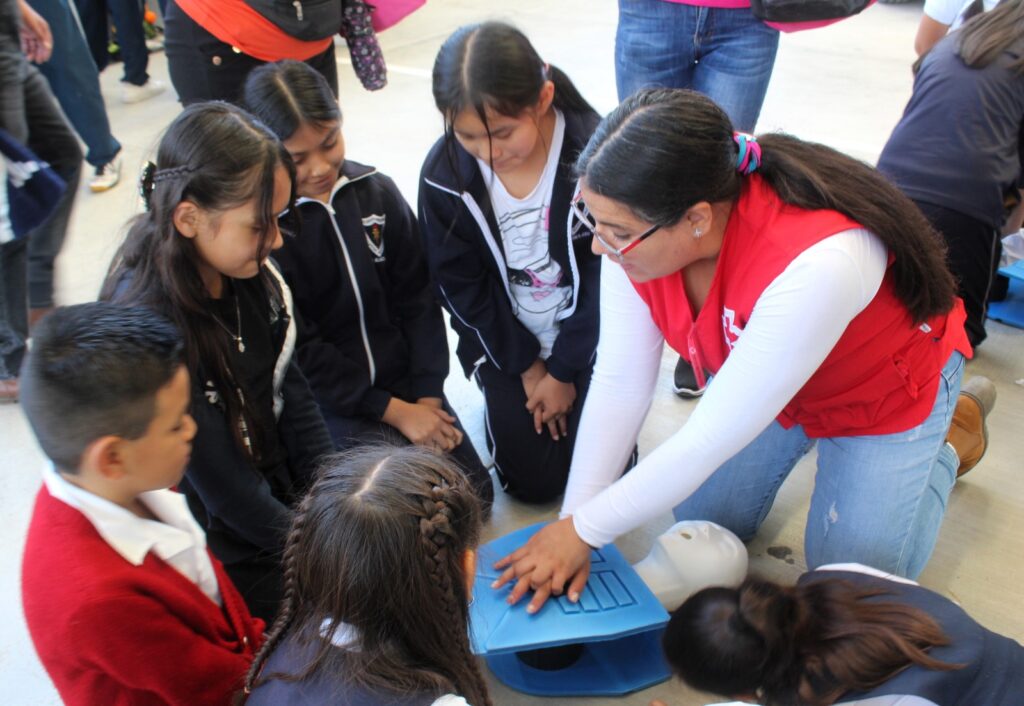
[733,132,761,175]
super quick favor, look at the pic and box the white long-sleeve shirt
[562,229,888,548]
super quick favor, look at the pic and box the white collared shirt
[43,464,221,606]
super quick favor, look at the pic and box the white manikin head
[632,520,748,612]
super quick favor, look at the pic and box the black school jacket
[274,160,449,422]
[417,108,602,382]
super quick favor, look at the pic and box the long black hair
[664,576,961,705]
[431,21,595,181]
[576,88,958,323]
[100,101,295,457]
[243,59,342,141]
[246,445,491,705]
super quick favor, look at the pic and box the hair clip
[139,161,157,211]
[733,132,762,176]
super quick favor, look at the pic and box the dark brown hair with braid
[245,444,492,705]
[663,576,962,705]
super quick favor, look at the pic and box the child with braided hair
[655,564,1024,705]
[244,444,492,706]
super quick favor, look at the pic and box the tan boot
[946,376,997,477]
[0,377,18,404]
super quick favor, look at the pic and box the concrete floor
[2,1,1022,704]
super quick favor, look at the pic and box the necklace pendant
[237,338,246,353]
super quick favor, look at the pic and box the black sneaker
[672,357,705,399]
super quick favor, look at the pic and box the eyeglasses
[571,192,660,260]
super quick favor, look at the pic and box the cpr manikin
[632,521,748,612]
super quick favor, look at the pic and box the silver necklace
[213,290,245,353]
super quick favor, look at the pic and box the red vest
[631,175,971,438]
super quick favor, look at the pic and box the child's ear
[81,435,128,480]
[536,79,555,116]
[172,201,201,239]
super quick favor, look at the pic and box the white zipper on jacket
[294,174,379,384]
[423,177,518,371]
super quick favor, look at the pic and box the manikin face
[633,520,748,612]
[283,120,346,200]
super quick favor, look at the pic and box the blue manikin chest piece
[470,522,671,696]
[988,261,1024,329]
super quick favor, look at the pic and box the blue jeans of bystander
[615,0,780,131]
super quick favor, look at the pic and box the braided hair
[245,445,491,705]
[662,576,962,705]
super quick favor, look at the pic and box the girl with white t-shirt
[418,22,605,503]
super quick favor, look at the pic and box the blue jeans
[673,351,966,579]
[615,0,780,131]
[73,0,150,85]
[27,0,122,167]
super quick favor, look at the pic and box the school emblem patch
[363,214,386,262]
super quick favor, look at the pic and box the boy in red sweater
[19,303,265,706]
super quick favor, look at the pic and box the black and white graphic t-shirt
[478,110,570,359]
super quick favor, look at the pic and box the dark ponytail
[243,59,342,142]
[432,21,594,124]
[576,88,957,323]
[664,576,962,706]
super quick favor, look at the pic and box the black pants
[324,396,495,517]
[475,363,593,504]
[0,62,82,378]
[916,201,1002,348]
[164,0,338,105]
[222,552,283,625]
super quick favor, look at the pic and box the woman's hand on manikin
[492,516,592,614]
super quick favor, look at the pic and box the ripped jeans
[673,351,965,579]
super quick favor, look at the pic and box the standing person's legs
[672,420,815,540]
[474,363,592,504]
[303,42,338,98]
[71,0,110,72]
[691,7,780,132]
[916,201,1000,348]
[164,0,263,104]
[105,0,150,85]
[21,68,82,315]
[805,352,965,579]
[0,239,29,384]
[27,0,122,170]
[614,0,700,101]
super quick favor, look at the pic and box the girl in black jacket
[243,60,493,513]
[419,22,604,503]
[101,103,334,623]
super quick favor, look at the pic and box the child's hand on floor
[383,398,463,451]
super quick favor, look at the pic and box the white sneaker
[121,78,166,104]
[89,155,122,193]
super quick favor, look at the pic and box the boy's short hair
[20,303,184,473]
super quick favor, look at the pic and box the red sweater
[21,488,265,706]
[632,175,971,437]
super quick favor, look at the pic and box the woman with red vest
[492,88,994,613]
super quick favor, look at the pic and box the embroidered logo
[363,214,386,262]
[722,307,744,351]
